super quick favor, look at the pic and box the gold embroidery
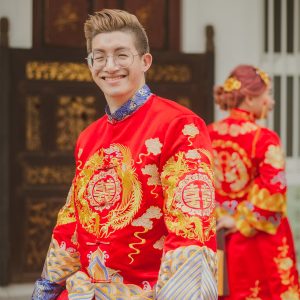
[75,144,142,238]
[71,225,78,246]
[153,236,166,250]
[281,287,300,300]
[141,164,161,198]
[274,237,300,298]
[42,238,80,283]
[249,184,286,213]
[87,248,120,281]
[66,270,154,299]
[246,280,262,300]
[86,168,122,211]
[213,121,257,136]
[137,138,163,164]
[56,185,76,226]
[175,173,214,217]
[182,123,200,146]
[264,144,285,169]
[156,245,217,293]
[161,150,215,242]
[129,207,163,263]
[236,201,278,236]
[212,140,252,198]
[230,109,255,121]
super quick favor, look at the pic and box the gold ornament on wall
[26,96,41,151]
[26,61,92,82]
[56,96,97,151]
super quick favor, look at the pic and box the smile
[102,75,126,82]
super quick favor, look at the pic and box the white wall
[0,0,32,48]
[181,0,264,120]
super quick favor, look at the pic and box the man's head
[84,9,152,108]
[84,9,149,55]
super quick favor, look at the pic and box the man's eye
[94,56,106,61]
[117,53,130,59]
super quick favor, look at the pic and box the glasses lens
[114,50,134,68]
[93,51,106,69]
[89,50,136,70]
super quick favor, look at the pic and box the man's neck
[106,81,146,114]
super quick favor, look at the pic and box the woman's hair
[84,9,149,54]
[214,64,270,110]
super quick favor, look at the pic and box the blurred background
[0,0,299,299]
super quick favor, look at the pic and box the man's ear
[142,53,152,72]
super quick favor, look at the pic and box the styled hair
[84,9,149,54]
[214,64,270,110]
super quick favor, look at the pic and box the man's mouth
[101,75,126,82]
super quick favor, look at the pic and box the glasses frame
[85,50,143,70]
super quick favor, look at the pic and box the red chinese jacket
[33,90,217,300]
[208,108,300,300]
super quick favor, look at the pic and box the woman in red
[209,65,300,299]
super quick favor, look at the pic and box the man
[32,9,217,299]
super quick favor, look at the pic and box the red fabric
[51,95,216,289]
[57,290,68,300]
[209,108,299,299]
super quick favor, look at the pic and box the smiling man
[32,9,217,300]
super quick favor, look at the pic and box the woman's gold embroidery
[274,237,300,298]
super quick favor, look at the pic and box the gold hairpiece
[223,77,241,92]
[256,68,270,86]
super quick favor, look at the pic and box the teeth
[105,76,123,82]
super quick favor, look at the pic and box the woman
[208,65,299,299]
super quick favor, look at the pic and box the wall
[182,0,264,120]
[0,0,32,48]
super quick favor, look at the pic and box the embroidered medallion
[87,168,121,211]
[212,140,252,198]
[75,144,142,238]
[161,149,215,242]
[175,173,214,217]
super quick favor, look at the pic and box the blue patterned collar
[106,84,152,123]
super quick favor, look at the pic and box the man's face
[89,31,152,104]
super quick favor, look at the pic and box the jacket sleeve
[235,129,287,237]
[32,148,82,299]
[155,115,217,299]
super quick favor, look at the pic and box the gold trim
[26,61,92,81]
[235,201,279,236]
[248,184,286,213]
[26,96,41,151]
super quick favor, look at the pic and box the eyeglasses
[86,50,141,70]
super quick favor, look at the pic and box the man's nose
[103,56,119,71]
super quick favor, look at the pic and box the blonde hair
[84,9,149,54]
